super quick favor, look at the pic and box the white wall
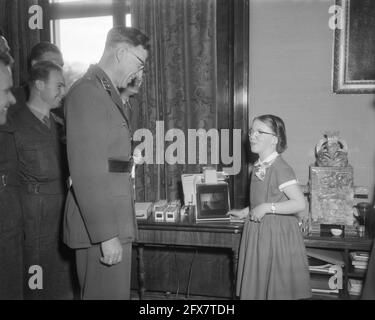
[249,0,375,202]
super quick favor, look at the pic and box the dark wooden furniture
[304,234,373,299]
[134,220,373,300]
[134,220,242,299]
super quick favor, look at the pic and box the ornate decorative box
[310,166,354,226]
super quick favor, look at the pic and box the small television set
[195,183,230,222]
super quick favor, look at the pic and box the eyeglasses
[248,129,276,138]
[128,50,145,72]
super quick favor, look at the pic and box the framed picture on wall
[333,0,375,93]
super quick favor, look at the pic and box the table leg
[232,247,239,299]
[137,244,146,300]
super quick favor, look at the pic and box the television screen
[196,183,230,221]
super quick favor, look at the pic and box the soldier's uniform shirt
[11,105,74,300]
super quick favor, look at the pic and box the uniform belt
[0,172,20,187]
[21,180,66,195]
[108,159,133,173]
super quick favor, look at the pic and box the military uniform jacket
[63,65,136,249]
[0,123,18,185]
[10,105,67,186]
[0,122,23,237]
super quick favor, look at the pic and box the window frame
[46,0,130,44]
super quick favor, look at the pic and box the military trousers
[22,191,76,300]
[75,242,132,300]
[0,186,23,300]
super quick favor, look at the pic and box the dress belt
[265,212,295,217]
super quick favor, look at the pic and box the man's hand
[100,237,123,266]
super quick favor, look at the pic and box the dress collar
[254,151,279,166]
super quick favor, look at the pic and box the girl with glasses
[230,114,311,300]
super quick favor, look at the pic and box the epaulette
[100,77,112,96]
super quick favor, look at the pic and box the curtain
[0,0,50,86]
[130,0,219,203]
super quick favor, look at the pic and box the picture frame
[333,0,375,93]
[195,183,230,222]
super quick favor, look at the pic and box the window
[48,0,131,88]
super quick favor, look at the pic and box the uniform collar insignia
[89,65,130,125]
[100,77,112,95]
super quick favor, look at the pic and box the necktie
[253,162,271,181]
[124,100,132,124]
[42,115,51,129]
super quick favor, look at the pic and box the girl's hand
[228,207,249,220]
[249,204,268,222]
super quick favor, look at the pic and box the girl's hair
[254,114,287,153]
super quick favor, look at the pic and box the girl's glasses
[248,129,276,139]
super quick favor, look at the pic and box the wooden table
[134,220,373,299]
[135,220,243,299]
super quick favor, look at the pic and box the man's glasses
[248,129,276,138]
[128,50,145,72]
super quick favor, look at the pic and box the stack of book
[350,251,369,270]
[344,225,358,236]
[310,223,321,235]
[307,248,344,294]
[348,278,363,296]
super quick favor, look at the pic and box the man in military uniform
[63,27,149,300]
[11,61,74,300]
[0,42,23,299]
[10,42,64,119]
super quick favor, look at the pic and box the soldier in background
[10,61,74,300]
[0,34,23,300]
[10,42,65,124]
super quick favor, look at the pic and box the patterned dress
[236,155,311,300]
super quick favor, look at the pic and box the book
[309,265,337,274]
[310,273,337,290]
[350,251,369,262]
[308,259,337,274]
[348,278,363,288]
[311,288,339,294]
[306,248,345,267]
[352,260,368,266]
[348,279,363,296]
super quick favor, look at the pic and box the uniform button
[122,122,127,127]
